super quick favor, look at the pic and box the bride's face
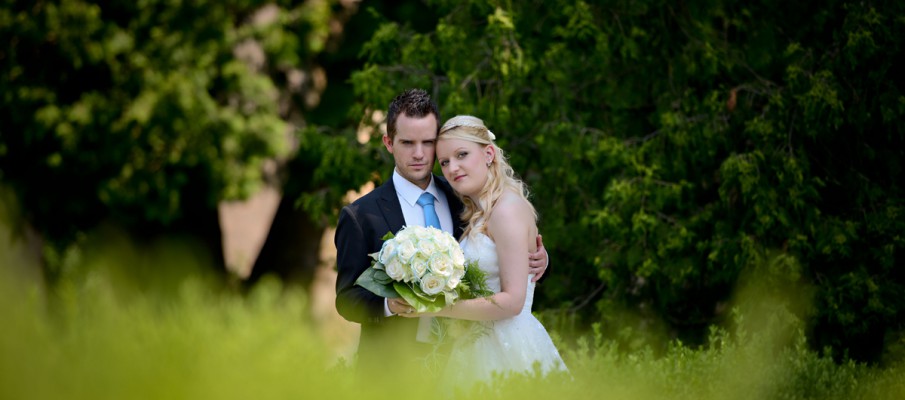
[437,137,493,199]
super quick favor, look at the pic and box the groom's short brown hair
[386,88,440,140]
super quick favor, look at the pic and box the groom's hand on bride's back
[528,234,549,282]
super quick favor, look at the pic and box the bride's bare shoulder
[488,191,536,228]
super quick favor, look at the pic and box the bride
[400,115,567,383]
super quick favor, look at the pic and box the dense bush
[349,0,905,363]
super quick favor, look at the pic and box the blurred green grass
[1,196,904,399]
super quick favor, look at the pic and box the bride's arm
[432,196,536,321]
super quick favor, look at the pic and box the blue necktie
[416,192,441,230]
[415,192,441,343]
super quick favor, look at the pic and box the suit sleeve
[334,205,386,324]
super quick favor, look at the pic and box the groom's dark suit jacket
[334,175,464,367]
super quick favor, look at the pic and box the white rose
[450,247,466,266]
[410,253,430,279]
[454,265,466,279]
[385,258,405,281]
[396,239,417,262]
[420,273,446,296]
[414,226,434,240]
[429,252,454,277]
[378,240,397,264]
[437,233,455,249]
[395,227,415,242]
[417,237,439,254]
[445,272,461,290]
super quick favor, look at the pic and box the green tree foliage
[243,1,438,287]
[0,0,340,280]
[349,0,905,362]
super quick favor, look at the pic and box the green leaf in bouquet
[394,282,445,313]
[355,268,399,299]
[461,260,494,299]
[381,231,395,240]
[411,286,441,302]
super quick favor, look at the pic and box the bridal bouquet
[355,225,491,313]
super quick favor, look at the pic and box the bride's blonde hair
[438,115,536,237]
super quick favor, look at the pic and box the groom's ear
[382,134,394,153]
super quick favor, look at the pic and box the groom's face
[383,113,439,190]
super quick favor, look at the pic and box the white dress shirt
[392,169,455,235]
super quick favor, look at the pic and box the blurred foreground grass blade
[2,189,905,399]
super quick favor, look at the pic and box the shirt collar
[393,169,441,207]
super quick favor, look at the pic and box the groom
[334,88,548,372]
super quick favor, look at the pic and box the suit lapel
[376,178,406,235]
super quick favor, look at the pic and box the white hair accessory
[441,116,496,141]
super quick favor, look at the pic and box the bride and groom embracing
[334,89,567,385]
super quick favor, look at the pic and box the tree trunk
[244,193,323,289]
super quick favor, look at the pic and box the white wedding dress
[443,232,567,383]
